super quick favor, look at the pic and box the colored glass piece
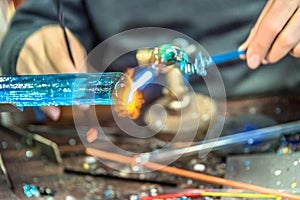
[23,184,40,198]
[152,44,245,76]
[152,44,209,76]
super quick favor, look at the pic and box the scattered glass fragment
[86,128,98,143]
[139,173,146,180]
[274,107,281,114]
[23,184,40,198]
[244,160,251,171]
[38,186,57,196]
[276,181,281,186]
[193,163,206,172]
[150,188,159,196]
[1,141,8,149]
[33,177,39,183]
[129,194,139,200]
[23,184,56,197]
[83,163,90,170]
[277,146,293,155]
[244,160,251,167]
[187,179,193,185]
[104,185,118,198]
[25,150,33,158]
[247,138,254,145]
[15,142,22,150]
[249,107,256,114]
[291,182,297,189]
[68,138,76,146]
[274,170,282,176]
[65,195,77,200]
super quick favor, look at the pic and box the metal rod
[0,124,62,164]
[86,147,300,200]
[144,120,300,163]
[55,0,75,65]
[0,152,14,189]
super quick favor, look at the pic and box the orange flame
[114,68,145,119]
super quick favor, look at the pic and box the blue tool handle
[211,49,246,64]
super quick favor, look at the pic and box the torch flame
[114,68,151,119]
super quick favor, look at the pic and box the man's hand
[16,25,87,120]
[240,0,300,69]
[17,24,87,74]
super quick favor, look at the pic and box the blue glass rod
[211,49,246,64]
[0,72,123,108]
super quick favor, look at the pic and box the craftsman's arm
[0,0,96,75]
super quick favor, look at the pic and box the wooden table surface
[1,93,300,199]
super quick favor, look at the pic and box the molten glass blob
[113,68,145,119]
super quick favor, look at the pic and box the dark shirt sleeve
[0,0,96,75]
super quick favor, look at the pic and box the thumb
[39,106,61,121]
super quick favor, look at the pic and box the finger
[42,29,77,73]
[239,0,274,53]
[16,54,40,74]
[16,32,44,74]
[45,45,78,73]
[79,59,90,73]
[17,28,58,75]
[76,49,88,73]
[72,105,90,112]
[28,32,60,74]
[25,42,59,74]
[39,106,61,121]
[17,51,57,74]
[48,56,78,74]
[44,28,86,74]
[290,40,300,58]
[246,0,298,69]
[267,8,300,63]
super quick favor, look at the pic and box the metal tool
[0,152,13,189]
[55,0,75,65]
[0,124,62,164]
